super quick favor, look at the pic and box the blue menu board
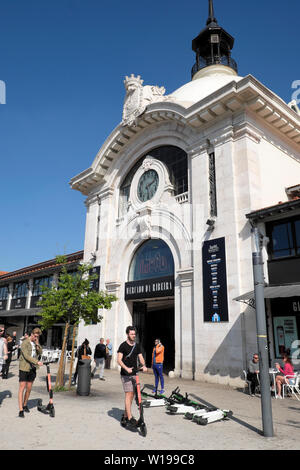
[202,237,229,322]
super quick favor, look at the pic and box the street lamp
[251,225,274,438]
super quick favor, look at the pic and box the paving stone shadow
[0,390,12,405]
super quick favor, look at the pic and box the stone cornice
[70,74,300,196]
[105,281,122,293]
[177,267,194,281]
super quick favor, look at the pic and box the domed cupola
[191,0,238,80]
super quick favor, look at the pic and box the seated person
[247,353,259,396]
[275,354,294,399]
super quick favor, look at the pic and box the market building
[0,251,83,347]
[70,1,300,386]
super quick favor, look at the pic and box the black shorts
[19,368,36,383]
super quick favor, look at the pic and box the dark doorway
[133,302,175,373]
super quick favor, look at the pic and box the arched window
[119,145,188,216]
[128,239,174,282]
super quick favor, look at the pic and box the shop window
[129,239,174,282]
[0,286,8,300]
[271,298,300,361]
[32,276,53,296]
[267,217,300,259]
[12,282,28,299]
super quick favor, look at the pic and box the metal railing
[191,55,238,79]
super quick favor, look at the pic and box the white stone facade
[71,65,300,387]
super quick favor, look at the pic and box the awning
[0,308,41,318]
[234,284,300,308]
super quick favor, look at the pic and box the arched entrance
[125,239,175,372]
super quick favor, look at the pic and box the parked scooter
[193,409,233,425]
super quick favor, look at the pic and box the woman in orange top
[152,339,165,394]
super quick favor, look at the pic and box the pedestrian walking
[18,328,43,417]
[152,338,165,394]
[92,338,107,380]
[117,326,147,427]
[105,339,113,369]
[2,334,17,379]
[0,325,8,378]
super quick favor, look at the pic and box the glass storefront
[270,297,300,362]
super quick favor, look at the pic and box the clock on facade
[137,169,159,202]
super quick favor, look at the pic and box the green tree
[38,257,116,389]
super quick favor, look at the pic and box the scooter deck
[143,398,168,408]
[185,408,215,419]
[193,409,233,425]
[167,404,202,414]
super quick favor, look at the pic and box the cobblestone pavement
[0,359,299,450]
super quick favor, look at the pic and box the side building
[236,187,300,365]
[0,251,83,347]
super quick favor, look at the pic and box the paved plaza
[0,358,300,451]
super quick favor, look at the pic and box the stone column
[7,283,13,311]
[105,281,122,369]
[176,267,194,379]
[26,278,33,309]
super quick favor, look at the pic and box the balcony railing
[191,55,238,79]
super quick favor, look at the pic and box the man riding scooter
[117,326,147,428]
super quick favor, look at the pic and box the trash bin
[77,359,91,396]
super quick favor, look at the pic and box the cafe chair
[243,370,252,394]
[282,373,300,401]
[243,370,260,395]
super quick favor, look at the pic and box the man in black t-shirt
[117,326,147,427]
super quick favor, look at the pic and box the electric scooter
[193,409,233,425]
[37,362,55,418]
[142,386,190,408]
[185,406,218,420]
[166,389,206,414]
[123,368,147,436]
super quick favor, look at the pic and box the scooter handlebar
[131,367,145,374]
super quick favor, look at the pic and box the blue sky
[0,0,299,271]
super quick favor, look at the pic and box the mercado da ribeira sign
[125,275,174,300]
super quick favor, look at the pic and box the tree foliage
[37,257,116,388]
[38,261,116,329]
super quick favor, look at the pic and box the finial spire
[207,0,217,25]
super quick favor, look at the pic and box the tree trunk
[68,324,77,390]
[55,322,69,388]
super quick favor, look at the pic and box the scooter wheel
[37,399,43,407]
[140,423,147,437]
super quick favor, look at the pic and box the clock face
[137,169,159,202]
